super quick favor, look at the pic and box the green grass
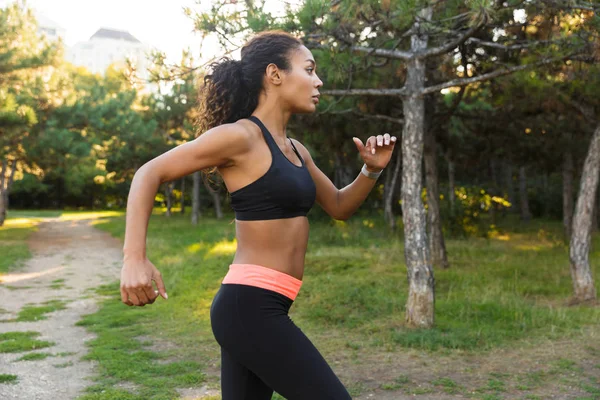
[50,279,67,289]
[79,211,600,398]
[0,331,54,353]
[381,374,410,390]
[15,352,53,361]
[75,282,206,399]
[0,374,18,384]
[0,216,39,274]
[14,300,68,322]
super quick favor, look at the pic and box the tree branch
[307,43,413,61]
[466,37,551,51]
[353,111,404,125]
[416,14,487,60]
[420,55,574,95]
[322,87,408,97]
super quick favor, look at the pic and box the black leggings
[210,283,352,400]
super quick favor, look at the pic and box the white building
[66,28,152,86]
[35,12,66,43]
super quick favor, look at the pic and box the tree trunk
[180,177,186,215]
[191,171,202,225]
[488,158,498,224]
[0,159,6,227]
[519,166,532,221]
[569,124,600,304]
[333,152,353,188]
[424,128,449,269]
[0,189,5,227]
[445,151,455,217]
[164,182,173,217]
[0,159,16,227]
[592,192,598,233]
[563,150,574,239]
[592,190,599,233]
[542,173,550,218]
[401,7,435,328]
[203,178,223,219]
[504,161,515,212]
[384,149,402,231]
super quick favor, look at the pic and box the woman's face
[279,45,323,114]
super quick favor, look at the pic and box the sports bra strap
[289,139,304,163]
[247,115,278,151]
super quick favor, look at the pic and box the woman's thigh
[247,316,352,400]
[220,346,273,400]
[211,284,351,399]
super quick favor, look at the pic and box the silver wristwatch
[361,164,383,179]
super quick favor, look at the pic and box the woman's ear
[265,63,283,86]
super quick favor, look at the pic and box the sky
[3,0,284,65]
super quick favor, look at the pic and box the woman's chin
[296,104,317,114]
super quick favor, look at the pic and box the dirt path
[0,218,123,400]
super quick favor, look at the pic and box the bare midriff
[232,216,309,281]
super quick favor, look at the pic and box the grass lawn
[76,210,600,399]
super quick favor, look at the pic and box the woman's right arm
[120,123,253,307]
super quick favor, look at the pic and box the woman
[120,30,396,399]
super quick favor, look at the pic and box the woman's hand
[120,257,168,306]
[352,133,397,171]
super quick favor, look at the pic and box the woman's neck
[252,99,291,143]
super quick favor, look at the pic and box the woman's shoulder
[204,119,260,147]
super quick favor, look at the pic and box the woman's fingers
[153,271,168,299]
[121,287,133,306]
[367,134,396,155]
[368,136,377,154]
[128,291,141,306]
[142,284,158,304]
[135,289,149,306]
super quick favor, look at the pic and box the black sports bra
[229,116,316,221]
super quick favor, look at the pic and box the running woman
[120,30,397,399]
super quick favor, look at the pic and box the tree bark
[203,178,223,219]
[180,177,186,215]
[384,149,402,230]
[191,171,202,225]
[164,182,174,217]
[569,124,600,304]
[401,7,435,328]
[504,161,515,212]
[424,128,449,269]
[445,151,456,216]
[519,166,532,221]
[563,149,574,239]
[0,159,6,227]
[592,192,598,233]
[489,158,498,224]
[333,152,353,188]
[0,159,16,227]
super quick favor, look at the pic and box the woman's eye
[307,68,314,73]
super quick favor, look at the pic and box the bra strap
[289,139,305,164]
[247,115,278,151]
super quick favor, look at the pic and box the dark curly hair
[195,30,303,136]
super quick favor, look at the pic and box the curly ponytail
[195,30,303,136]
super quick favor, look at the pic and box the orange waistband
[222,264,303,301]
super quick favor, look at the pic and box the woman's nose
[315,75,323,88]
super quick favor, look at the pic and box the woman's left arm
[293,133,397,221]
